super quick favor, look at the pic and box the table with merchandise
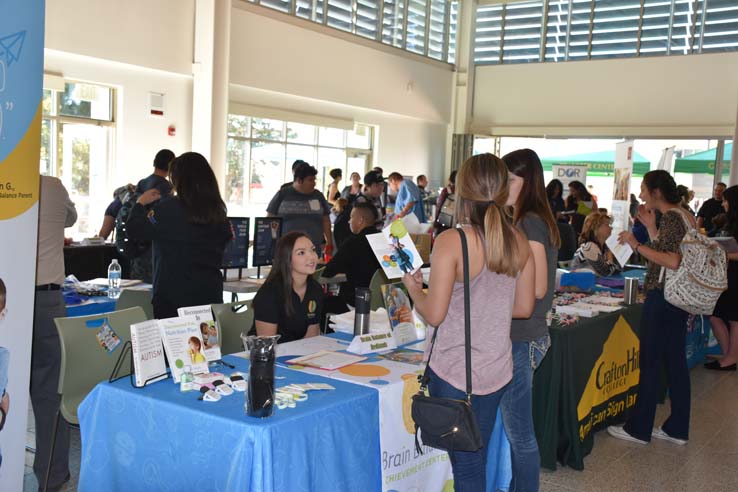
[77,332,513,492]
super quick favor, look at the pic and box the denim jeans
[428,367,508,492]
[500,335,551,492]
[624,289,690,441]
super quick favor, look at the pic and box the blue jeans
[624,289,690,441]
[428,367,508,492]
[500,335,550,492]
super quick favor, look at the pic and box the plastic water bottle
[107,259,122,299]
[180,365,195,392]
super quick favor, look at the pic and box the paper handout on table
[130,320,167,387]
[177,304,222,362]
[575,300,622,313]
[605,233,634,268]
[366,219,424,280]
[555,304,599,318]
[158,316,210,383]
[347,330,397,355]
[328,308,391,334]
[286,350,367,370]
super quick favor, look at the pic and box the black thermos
[354,287,371,336]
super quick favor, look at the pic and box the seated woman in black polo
[252,232,323,343]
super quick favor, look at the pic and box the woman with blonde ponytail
[403,153,536,490]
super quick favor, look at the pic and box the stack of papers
[286,351,366,370]
[555,304,599,318]
[329,308,391,334]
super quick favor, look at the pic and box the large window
[225,115,374,216]
[475,0,738,65]
[244,0,457,63]
[41,82,116,240]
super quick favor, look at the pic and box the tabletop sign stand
[109,341,171,388]
[347,330,397,355]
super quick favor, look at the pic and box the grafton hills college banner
[0,0,45,490]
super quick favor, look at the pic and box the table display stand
[109,341,171,388]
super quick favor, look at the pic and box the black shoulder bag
[411,228,482,454]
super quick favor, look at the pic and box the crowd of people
[34,145,737,491]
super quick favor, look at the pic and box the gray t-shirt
[267,187,331,250]
[511,214,558,342]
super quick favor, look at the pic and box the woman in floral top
[570,212,621,277]
[608,170,692,446]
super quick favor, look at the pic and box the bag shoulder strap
[458,228,472,400]
[418,228,473,400]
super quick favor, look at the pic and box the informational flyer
[177,304,221,362]
[607,140,635,267]
[366,220,423,279]
[158,316,210,383]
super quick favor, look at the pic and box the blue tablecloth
[78,356,381,492]
[64,294,117,317]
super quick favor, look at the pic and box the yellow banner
[577,315,640,422]
[0,106,40,219]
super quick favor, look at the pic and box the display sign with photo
[252,217,282,267]
[222,217,250,268]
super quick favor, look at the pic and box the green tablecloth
[533,304,644,470]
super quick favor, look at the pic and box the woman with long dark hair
[565,180,597,235]
[609,170,693,445]
[546,178,566,222]
[252,231,322,343]
[403,153,535,490]
[503,148,560,492]
[128,152,231,319]
[707,185,738,370]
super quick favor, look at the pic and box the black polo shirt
[252,277,323,343]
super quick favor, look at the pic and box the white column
[451,0,477,134]
[445,0,477,176]
[191,0,231,189]
[192,0,215,160]
[211,0,231,189]
[730,103,738,186]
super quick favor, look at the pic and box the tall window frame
[41,81,117,240]
[225,114,374,215]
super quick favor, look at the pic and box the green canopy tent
[673,143,733,176]
[540,150,651,177]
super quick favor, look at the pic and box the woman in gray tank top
[403,153,536,491]
[503,149,562,492]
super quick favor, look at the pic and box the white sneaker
[651,427,687,446]
[607,425,648,444]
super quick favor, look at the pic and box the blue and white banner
[0,0,45,489]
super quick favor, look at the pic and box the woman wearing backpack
[707,185,738,371]
[607,170,693,446]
